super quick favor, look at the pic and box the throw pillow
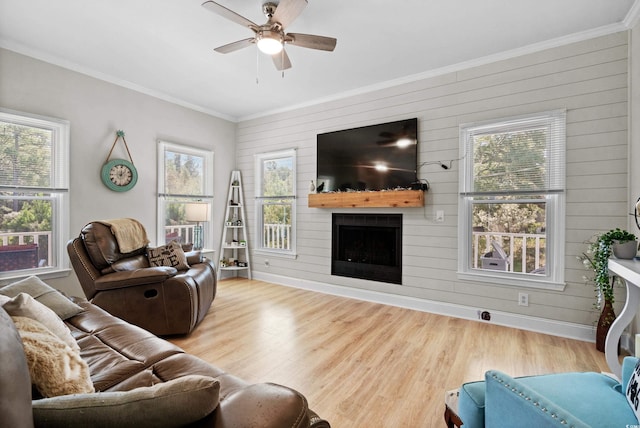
[12,316,94,398]
[32,375,220,428]
[0,276,83,320]
[147,241,190,270]
[2,292,79,351]
[627,359,640,420]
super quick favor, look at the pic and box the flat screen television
[316,118,418,192]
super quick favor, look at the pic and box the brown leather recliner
[67,221,216,336]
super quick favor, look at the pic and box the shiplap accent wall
[235,31,629,334]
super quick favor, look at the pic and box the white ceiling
[1,0,638,121]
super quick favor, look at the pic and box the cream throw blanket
[99,218,150,253]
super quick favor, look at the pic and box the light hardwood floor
[169,278,609,427]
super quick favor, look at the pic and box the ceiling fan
[202,0,337,71]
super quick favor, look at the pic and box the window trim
[254,148,297,258]
[457,110,566,291]
[0,108,70,280]
[156,140,214,248]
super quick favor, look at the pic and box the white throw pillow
[2,292,79,351]
[0,276,83,320]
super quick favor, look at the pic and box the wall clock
[101,158,138,192]
[101,130,138,192]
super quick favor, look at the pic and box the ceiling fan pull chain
[256,47,260,85]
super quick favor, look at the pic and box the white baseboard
[253,271,597,343]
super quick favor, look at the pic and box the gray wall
[0,48,236,297]
[236,31,630,336]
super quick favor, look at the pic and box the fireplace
[331,213,402,284]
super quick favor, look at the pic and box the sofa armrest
[214,383,310,428]
[94,267,177,291]
[484,370,591,428]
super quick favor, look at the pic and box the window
[0,109,69,279]
[157,141,213,248]
[255,149,296,256]
[458,110,566,289]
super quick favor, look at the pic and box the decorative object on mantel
[578,228,637,351]
[309,180,315,193]
[101,130,138,192]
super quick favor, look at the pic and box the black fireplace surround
[331,213,402,284]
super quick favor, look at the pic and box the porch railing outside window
[0,231,53,270]
[472,231,546,274]
[263,223,291,250]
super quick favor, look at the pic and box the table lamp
[185,202,209,250]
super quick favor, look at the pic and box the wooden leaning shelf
[308,190,424,208]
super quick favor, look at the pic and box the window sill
[457,270,566,291]
[254,249,297,260]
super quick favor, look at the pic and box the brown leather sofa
[0,295,329,427]
[67,221,216,336]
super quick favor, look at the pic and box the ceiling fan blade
[272,49,292,71]
[270,0,307,28]
[202,1,258,30]
[214,38,255,54]
[286,33,336,51]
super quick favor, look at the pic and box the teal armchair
[458,357,639,427]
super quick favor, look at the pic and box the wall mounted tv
[316,118,418,192]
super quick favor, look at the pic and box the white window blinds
[461,110,566,195]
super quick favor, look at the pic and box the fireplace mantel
[308,190,424,208]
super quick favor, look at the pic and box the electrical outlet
[518,292,529,307]
[435,210,445,222]
[264,259,270,267]
[481,311,491,321]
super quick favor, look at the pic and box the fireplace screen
[332,214,402,284]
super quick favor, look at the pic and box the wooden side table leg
[444,404,463,427]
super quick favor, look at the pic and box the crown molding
[624,0,640,28]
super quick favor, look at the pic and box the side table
[200,248,216,262]
[444,389,463,427]
[606,258,640,379]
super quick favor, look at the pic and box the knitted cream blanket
[99,218,150,253]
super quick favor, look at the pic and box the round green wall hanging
[101,158,138,192]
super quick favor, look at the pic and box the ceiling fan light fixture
[257,30,283,54]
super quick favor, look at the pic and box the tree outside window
[255,149,296,254]
[472,129,548,274]
[0,111,69,276]
[157,141,213,247]
[459,110,565,288]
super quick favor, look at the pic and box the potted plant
[608,228,639,259]
[579,228,637,351]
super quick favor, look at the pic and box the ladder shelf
[217,170,251,280]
